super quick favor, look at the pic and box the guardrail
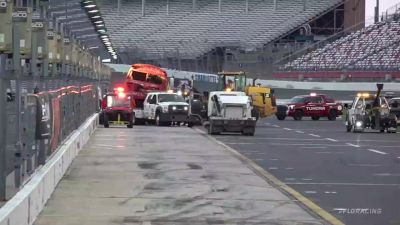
[0,80,100,201]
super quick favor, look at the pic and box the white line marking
[301,147,328,149]
[316,151,345,154]
[296,131,305,134]
[324,191,337,194]
[268,167,278,170]
[270,158,279,161]
[398,157,400,159]
[272,125,280,128]
[325,138,338,142]
[286,182,400,186]
[348,164,381,167]
[346,143,360,148]
[283,128,292,131]
[285,178,296,181]
[302,178,313,181]
[373,173,400,177]
[285,168,294,170]
[367,149,388,155]
[305,191,317,194]
[264,122,271,125]
[309,134,321,138]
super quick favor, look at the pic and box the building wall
[344,0,366,31]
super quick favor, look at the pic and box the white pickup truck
[134,92,189,126]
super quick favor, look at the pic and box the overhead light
[97,29,106,33]
[94,20,103,24]
[84,4,96,8]
[88,9,99,13]
[100,35,108,38]
[82,0,94,4]
[113,55,117,60]
[96,24,105,27]
[91,15,101,19]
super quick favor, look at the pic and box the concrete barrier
[0,114,98,225]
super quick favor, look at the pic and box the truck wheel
[104,123,109,128]
[134,118,145,125]
[311,116,320,121]
[208,122,219,135]
[293,110,303,121]
[276,115,286,120]
[127,124,133,128]
[328,110,337,121]
[346,120,352,132]
[155,113,163,126]
[252,108,260,121]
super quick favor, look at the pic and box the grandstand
[282,20,400,71]
[97,0,345,72]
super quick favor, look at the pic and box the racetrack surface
[215,117,400,225]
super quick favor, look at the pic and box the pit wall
[0,114,98,225]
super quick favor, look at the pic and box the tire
[293,110,304,121]
[276,115,286,120]
[252,108,260,121]
[208,121,219,135]
[346,120,352,132]
[155,113,164,126]
[188,122,194,127]
[328,110,337,121]
[127,124,133,128]
[311,116,320,121]
[380,129,385,133]
[104,123,109,128]
[134,118,145,125]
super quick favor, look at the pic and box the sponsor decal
[306,106,325,111]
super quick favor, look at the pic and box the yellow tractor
[217,71,277,119]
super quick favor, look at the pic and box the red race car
[276,93,343,121]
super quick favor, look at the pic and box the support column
[274,0,277,10]
[374,0,379,23]
[117,0,121,14]
[192,0,196,12]
[218,0,222,13]
[142,0,145,16]
[245,0,249,13]
[0,76,6,200]
[303,0,306,11]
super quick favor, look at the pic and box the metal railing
[0,79,100,201]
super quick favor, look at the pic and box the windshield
[158,94,185,103]
[107,95,130,107]
[288,96,307,104]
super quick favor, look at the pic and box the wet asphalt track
[215,117,400,225]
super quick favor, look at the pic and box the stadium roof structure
[45,0,115,59]
[96,0,343,61]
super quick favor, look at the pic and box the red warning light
[116,87,124,92]
[117,92,126,98]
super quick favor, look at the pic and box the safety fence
[0,79,100,201]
